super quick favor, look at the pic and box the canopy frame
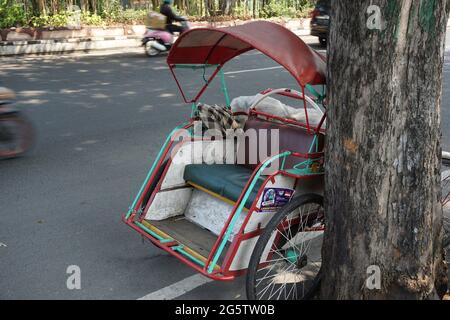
[167,21,326,104]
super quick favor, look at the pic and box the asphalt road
[1,33,450,300]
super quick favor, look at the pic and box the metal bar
[172,245,206,267]
[222,170,286,273]
[308,135,318,154]
[302,86,311,134]
[172,64,219,69]
[249,109,325,134]
[316,110,327,134]
[126,123,190,220]
[124,218,234,281]
[169,65,190,104]
[170,64,222,104]
[219,68,231,107]
[135,221,168,242]
[193,66,222,103]
[206,151,292,274]
[305,83,322,100]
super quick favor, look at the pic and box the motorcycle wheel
[0,113,34,160]
[145,41,160,57]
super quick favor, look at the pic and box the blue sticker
[260,188,295,211]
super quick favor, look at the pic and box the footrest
[141,218,224,271]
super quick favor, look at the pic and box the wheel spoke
[250,197,324,301]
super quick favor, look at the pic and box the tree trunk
[321,0,449,299]
[37,0,46,15]
[89,0,97,14]
[220,0,235,15]
[80,0,88,12]
[151,0,158,11]
[204,0,214,16]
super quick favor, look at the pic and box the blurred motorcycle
[0,87,34,159]
[142,19,190,57]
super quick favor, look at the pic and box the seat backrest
[236,115,324,170]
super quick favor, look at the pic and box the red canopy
[167,21,326,87]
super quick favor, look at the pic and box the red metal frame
[125,79,327,280]
[169,64,223,104]
[250,108,326,134]
[123,216,234,281]
[221,154,324,275]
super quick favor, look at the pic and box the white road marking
[224,66,283,75]
[138,274,213,300]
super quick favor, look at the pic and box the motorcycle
[142,19,190,57]
[0,87,34,159]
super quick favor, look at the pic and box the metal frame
[124,61,327,280]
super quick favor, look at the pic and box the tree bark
[36,0,46,15]
[80,0,88,12]
[204,0,215,16]
[151,0,158,11]
[219,0,235,15]
[321,0,449,299]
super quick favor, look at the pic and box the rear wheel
[246,194,324,300]
[145,41,160,57]
[0,113,34,160]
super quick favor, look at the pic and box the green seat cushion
[184,164,265,209]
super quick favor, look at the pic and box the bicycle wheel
[246,194,324,300]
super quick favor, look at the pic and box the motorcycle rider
[160,0,187,34]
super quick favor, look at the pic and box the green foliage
[81,13,105,26]
[29,12,71,28]
[111,9,147,25]
[99,0,122,22]
[232,3,252,20]
[260,2,295,18]
[0,0,27,28]
[0,1,316,29]
[260,0,313,19]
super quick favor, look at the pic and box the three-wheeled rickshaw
[124,21,328,300]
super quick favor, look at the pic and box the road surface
[1,34,449,299]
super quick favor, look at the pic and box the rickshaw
[123,21,328,300]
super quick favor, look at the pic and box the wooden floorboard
[149,216,229,262]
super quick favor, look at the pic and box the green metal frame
[126,124,188,220]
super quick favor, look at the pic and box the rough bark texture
[322,0,449,299]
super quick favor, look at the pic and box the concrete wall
[0,18,311,56]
